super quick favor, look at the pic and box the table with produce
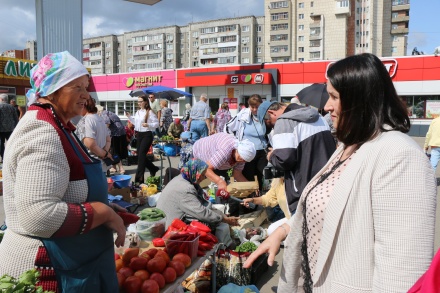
[115,208,219,293]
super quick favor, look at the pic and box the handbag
[130,138,138,148]
[215,245,252,290]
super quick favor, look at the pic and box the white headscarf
[236,139,256,162]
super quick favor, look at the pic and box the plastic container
[165,234,200,260]
[135,217,166,241]
[111,175,132,189]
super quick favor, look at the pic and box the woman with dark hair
[126,95,159,183]
[244,53,436,292]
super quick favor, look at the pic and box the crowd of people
[0,50,438,292]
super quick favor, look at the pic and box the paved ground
[0,136,439,292]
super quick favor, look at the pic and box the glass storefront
[403,95,440,119]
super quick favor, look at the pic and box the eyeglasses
[148,96,154,98]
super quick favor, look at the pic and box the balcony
[392,0,410,12]
[391,15,409,23]
[391,27,409,34]
[335,1,350,15]
[309,22,321,29]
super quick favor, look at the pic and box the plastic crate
[165,234,199,260]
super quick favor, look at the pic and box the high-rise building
[82,0,410,74]
[24,40,38,61]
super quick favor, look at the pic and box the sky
[0,0,439,56]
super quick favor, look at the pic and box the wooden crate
[226,176,259,198]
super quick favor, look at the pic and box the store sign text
[125,75,163,88]
[326,59,398,78]
[4,60,36,78]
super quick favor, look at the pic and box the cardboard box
[237,208,267,230]
[108,187,131,202]
[227,176,259,198]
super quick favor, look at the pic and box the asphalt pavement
[0,136,439,292]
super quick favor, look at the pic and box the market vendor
[179,132,256,192]
[0,51,126,292]
[168,118,184,139]
[157,159,239,247]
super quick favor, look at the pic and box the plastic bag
[182,259,212,293]
[135,217,166,241]
[216,248,252,289]
[218,284,259,293]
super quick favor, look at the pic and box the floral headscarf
[181,159,208,184]
[26,51,89,105]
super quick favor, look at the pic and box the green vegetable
[0,269,54,293]
[235,241,257,253]
[160,135,174,141]
[145,176,160,186]
[138,208,165,222]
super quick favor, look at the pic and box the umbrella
[129,85,192,101]
[296,83,329,109]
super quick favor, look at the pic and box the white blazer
[278,130,437,293]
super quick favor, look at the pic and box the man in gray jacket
[258,101,336,215]
[0,94,19,160]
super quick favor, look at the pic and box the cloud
[0,0,263,53]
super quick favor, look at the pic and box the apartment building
[82,0,409,74]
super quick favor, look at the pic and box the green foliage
[0,269,54,293]
[146,176,160,186]
[227,168,233,178]
[235,241,257,253]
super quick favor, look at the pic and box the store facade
[0,56,36,107]
[90,55,440,136]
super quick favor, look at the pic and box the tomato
[119,267,134,278]
[141,279,159,293]
[124,275,142,293]
[134,269,150,281]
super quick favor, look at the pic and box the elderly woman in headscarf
[157,159,240,246]
[0,51,125,292]
[179,132,257,192]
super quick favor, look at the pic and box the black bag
[103,155,121,166]
[130,138,137,148]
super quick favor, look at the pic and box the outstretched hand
[243,225,286,268]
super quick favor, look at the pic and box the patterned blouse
[214,109,232,133]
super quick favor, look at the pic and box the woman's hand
[223,215,240,226]
[243,224,288,268]
[109,202,128,213]
[242,198,257,208]
[142,122,149,128]
[125,112,131,117]
[107,210,126,247]
[217,179,227,191]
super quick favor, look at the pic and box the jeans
[430,147,440,170]
[189,120,208,142]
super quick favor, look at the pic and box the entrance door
[209,98,219,115]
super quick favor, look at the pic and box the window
[167,44,173,50]
[270,1,288,9]
[392,12,399,18]
[271,23,289,31]
[242,46,249,53]
[298,36,304,41]
[242,58,250,64]
[218,56,236,64]
[310,1,314,7]
[310,52,321,59]
[201,37,218,44]
[166,53,174,59]
[219,47,236,53]
[242,25,250,32]
[299,57,304,61]
[298,47,304,52]
[242,36,250,43]
[256,47,262,53]
[166,34,173,41]
[202,48,218,55]
[256,57,262,63]
[217,25,236,33]
[299,14,304,19]
[220,35,237,43]
[192,41,198,47]
[310,28,320,36]
[271,12,289,20]
[192,31,199,37]
[106,60,111,65]
[256,36,262,43]
[105,43,111,48]
[392,24,398,30]
[299,2,304,8]
[392,36,399,42]
[193,61,199,67]
[270,34,288,41]
[298,25,304,31]
[256,25,262,32]
[392,46,397,53]
[201,27,216,34]
[270,45,288,53]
